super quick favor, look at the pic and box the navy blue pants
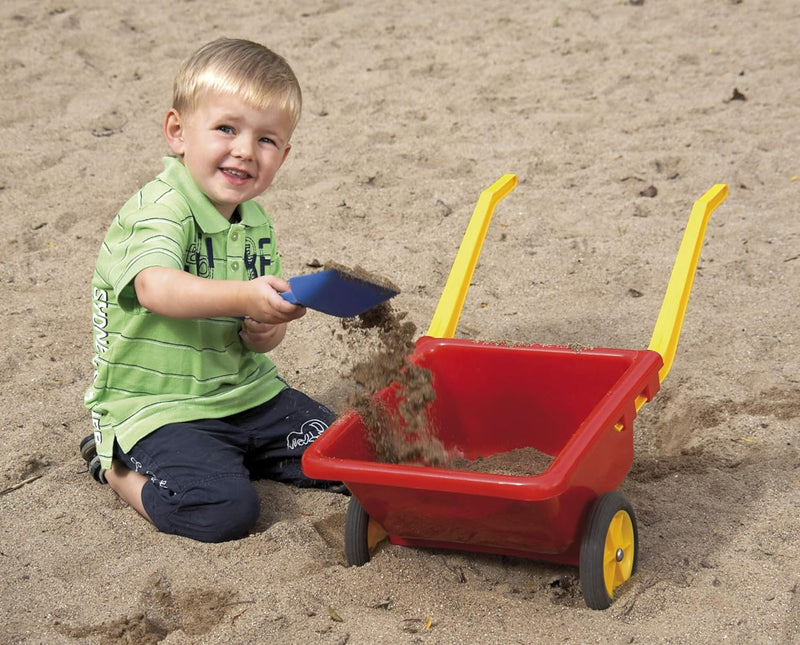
[114,387,339,543]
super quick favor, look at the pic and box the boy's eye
[217,125,234,134]
[260,136,275,145]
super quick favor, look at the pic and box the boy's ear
[279,143,292,167]
[163,109,185,156]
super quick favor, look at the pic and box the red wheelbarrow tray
[302,336,662,566]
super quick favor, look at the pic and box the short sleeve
[101,204,193,311]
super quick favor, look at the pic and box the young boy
[81,38,341,543]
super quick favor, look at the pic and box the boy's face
[164,91,293,219]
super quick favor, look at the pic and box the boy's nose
[232,137,254,159]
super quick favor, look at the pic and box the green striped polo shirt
[85,157,287,469]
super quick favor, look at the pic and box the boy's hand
[239,317,287,353]
[243,275,307,324]
[239,276,305,353]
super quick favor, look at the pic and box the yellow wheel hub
[603,510,635,598]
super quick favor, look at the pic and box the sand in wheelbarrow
[342,305,553,475]
[448,447,554,476]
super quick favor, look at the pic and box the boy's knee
[203,479,261,542]
[147,475,261,543]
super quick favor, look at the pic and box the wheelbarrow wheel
[579,491,638,610]
[344,497,370,566]
[344,497,387,566]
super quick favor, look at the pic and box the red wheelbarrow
[302,177,728,609]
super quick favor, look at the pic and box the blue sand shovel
[279,267,399,317]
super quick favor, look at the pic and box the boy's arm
[134,266,305,325]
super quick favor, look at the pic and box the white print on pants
[286,419,327,450]
[128,456,168,489]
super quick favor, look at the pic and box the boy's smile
[164,92,293,219]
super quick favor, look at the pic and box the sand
[1,0,799,642]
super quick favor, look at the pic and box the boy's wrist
[232,280,251,319]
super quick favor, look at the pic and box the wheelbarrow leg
[579,491,639,609]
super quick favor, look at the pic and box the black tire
[344,497,371,566]
[579,491,638,610]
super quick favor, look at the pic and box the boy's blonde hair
[173,38,302,132]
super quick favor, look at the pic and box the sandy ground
[1,0,799,643]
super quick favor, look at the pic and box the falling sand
[343,303,452,465]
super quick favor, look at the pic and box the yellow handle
[647,183,728,385]
[426,174,518,338]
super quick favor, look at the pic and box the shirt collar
[157,157,268,233]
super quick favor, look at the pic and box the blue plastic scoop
[280,267,399,317]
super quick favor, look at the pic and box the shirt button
[231,232,239,241]
[231,261,240,271]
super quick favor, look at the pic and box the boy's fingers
[259,274,290,293]
[271,292,306,317]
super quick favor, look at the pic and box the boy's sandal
[79,434,107,485]
[79,434,96,461]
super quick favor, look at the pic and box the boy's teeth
[225,168,247,178]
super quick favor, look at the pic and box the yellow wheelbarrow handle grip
[647,183,729,386]
[427,174,518,338]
